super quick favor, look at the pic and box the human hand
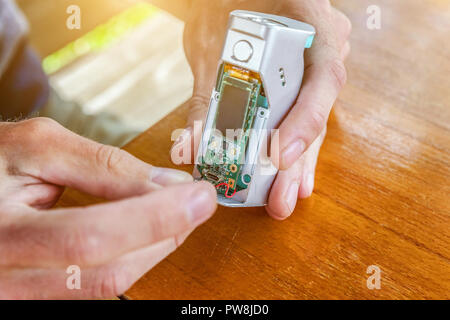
[0,118,217,299]
[173,0,351,219]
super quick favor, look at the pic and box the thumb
[171,95,210,165]
[9,118,192,200]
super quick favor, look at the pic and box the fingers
[0,181,217,269]
[277,55,346,170]
[275,6,350,171]
[186,95,210,130]
[171,96,209,165]
[332,7,351,61]
[0,237,185,299]
[10,184,65,210]
[266,160,303,220]
[341,42,351,60]
[4,118,192,200]
[85,238,185,298]
[84,230,195,298]
[267,127,327,219]
[298,128,326,199]
[332,8,352,50]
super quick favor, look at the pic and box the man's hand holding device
[0,118,217,299]
[173,0,351,219]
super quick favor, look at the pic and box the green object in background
[42,2,159,74]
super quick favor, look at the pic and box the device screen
[215,84,250,135]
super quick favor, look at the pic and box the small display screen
[215,84,250,135]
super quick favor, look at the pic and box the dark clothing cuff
[0,43,49,119]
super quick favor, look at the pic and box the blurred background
[17,0,193,144]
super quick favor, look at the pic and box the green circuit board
[197,64,268,198]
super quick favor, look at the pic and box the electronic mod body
[194,10,315,207]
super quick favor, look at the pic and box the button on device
[232,40,253,62]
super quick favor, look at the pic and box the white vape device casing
[194,10,315,207]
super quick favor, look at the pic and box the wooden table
[58,0,450,299]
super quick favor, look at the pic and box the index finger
[277,44,347,170]
[5,118,193,200]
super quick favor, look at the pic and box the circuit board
[197,63,269,198]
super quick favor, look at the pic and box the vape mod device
[194,10,315,207]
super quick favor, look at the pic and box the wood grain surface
[57,0,450,299]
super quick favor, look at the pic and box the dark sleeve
[0,42,49,119]
[0,0,49,120]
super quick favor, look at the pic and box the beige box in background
[19,0,193,144]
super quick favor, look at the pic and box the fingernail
[303,173,315,198]
[286,182,299,214]
[151,167,193,186]
[281,140,306,169]
[187,186,216,224]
